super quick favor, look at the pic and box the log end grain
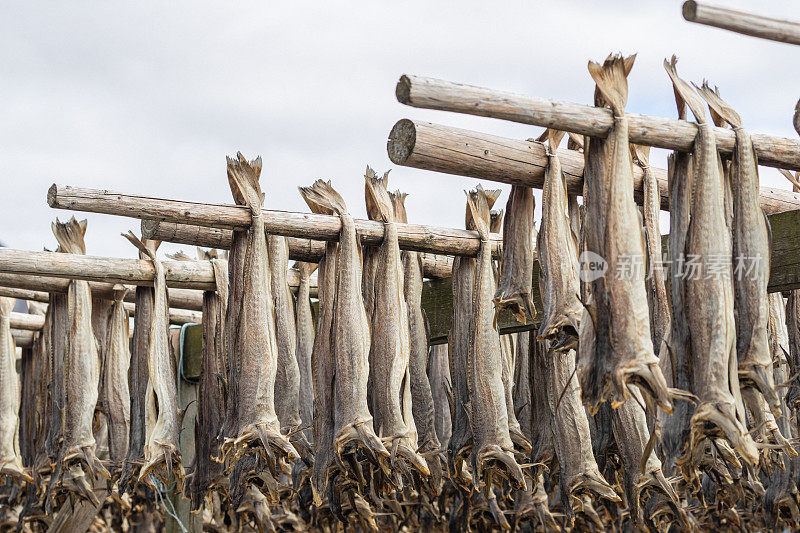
[47,183,59,208]
[141,219,160,240]
[388,119,416,165]
[396,75,412,104]
[682,0,698,21]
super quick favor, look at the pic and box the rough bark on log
[11,329,34,348]
[683,1,800,45]
[387,119,800,215]
[142,220,453,278]
[395,74,800,171]
[49,185,502,257]
[9,312,45,331]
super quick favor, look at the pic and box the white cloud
[0,0,797,258]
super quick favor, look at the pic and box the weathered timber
[142,220,454,278]
[387,119,800,215]
[766,209,800,292]
[49,185,502,257]
[11,329,34,348]
[683,1,800,45]
[395,74,800,172]
[0,286,49,303]
[9,312,45,331]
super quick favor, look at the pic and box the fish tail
[122,231,158,261]
[51,216,88,255]
[663,56,707,123]
[226,152,264,212]
[389,189,408,223]
[695,81,742,128]
[546,129,565,153]
[294,261,318,279]
[465,185,501,240]
[477,444,526,492]
[364,168,394,223]
[588,53,635,116]
[0,296,15,316]
[299,179,347,216]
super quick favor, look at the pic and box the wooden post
[49,185,503,258]
[387,119,800,215]
[142,220,454,279]
[683,1,800,45]
[395,74,800,172]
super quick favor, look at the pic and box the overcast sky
[2,0,798,259]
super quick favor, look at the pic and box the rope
[151,475,187,533]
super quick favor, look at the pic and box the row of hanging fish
[2,53,800,532]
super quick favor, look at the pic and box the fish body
[494,184,536,323]
[428,343,452,449]
[103,286,131,476]
[0,296,29,482]
[294,261,317,445]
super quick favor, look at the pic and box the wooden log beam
[683,1,800,45]
[0,286,49,304]
[142,220,454,279]
[12,329,34,348]
[387,119,800,215]
[9,312,44,331]
[395,74,800,172]
[49,185,502,258]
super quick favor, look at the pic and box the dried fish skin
[187,256,228,511]
[581,54,671,413]
[698,85,780,420]
[512,331,532,441]
[466,185,526,498]
[428,344,452,449]
[222,154,298,501]
[300,180,389,486]
[123,232,183,488]
[364,175,427,479]
[664,61,758,470]
[102,286,131,477]
[294,261,317,445]
[268,235,301,433]
[493,184,536,324]
[537,130,582,349]
[0,296,30,483]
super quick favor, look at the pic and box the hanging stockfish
[220,154,298,506]
[663,59,758,474]
[392,191,444,483]
[428,344,451,450]
[493,182,536,324]
[186,248,228,511]
[698,85,783,428]
[294,261,317,446]
[362,166,389,325]
[0,296,29,483]
[102,285,131,480]
[299,179,389,509]
[578,54,671,414]
[48,218,109,507]
[537,129,582,350]
[268,235,302,440]
[465,184,526,510]
[120,239,157,496]
[363,174,428,481]
[19,303,46,470]
[123,232,183,488]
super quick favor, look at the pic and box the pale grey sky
[1,1,798,258]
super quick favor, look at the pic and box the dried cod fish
[363,174,428,479]
[493,183,536,324]
[49,218,109,507]
[393,191,443,473]
[537,129,582,350]
[294,261,317,445]
[428,343,452,450]
[0,296,29,483]
[268,235,302,434]
[221,154,298,504]
[299,179,389,491]
[465,184,526,501]
[102,285,131,479]
[664,59,758,472]
[187,249,228,511]
[123,232,183,487]
[579,54,672,413]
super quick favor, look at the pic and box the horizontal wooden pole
[683,1,800,45]
[387,119,800,215]
[9,312,44,331]
[142,220,454,279]
[0,286,49,304]
[49,185,502,258]
[395,74,800,172]
[12,329,34,348]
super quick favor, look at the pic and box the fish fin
[166,250,194,261]
[663,56,706,123]
[122,231,156,261]
[52,216,88,255]
[364,169,393,223]
[299,179,347,216]
[226,152,263,212]
[694,82,742,129]
[466,185,492,240]
[389,189,408,224]
[588,53,634,116]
